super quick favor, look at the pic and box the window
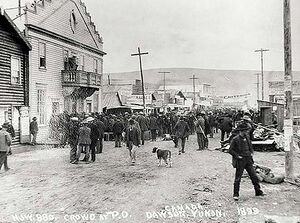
[79,55,85,71]
[94,93,99,112]
[86,100,92,113]
[37,89,46,124]
[93,59,98,73]
[294,100,300,117]
[63,50,69,69]
[70,10,77,33]
[63,50,69,62]
[52,102,60,115]
[39,42,46,68]
[78,98,84,113]
[11,57,21,84]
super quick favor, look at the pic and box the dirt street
[0,133,299,223]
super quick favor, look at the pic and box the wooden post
[158,71,170,113]
[189,75,199,108]
[254,49,269,101]
[131,47,148,110]
[283,0,294,180]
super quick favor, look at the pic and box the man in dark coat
[202,112,211,148]
[220,114,233,141]
[195,113,206,150]
[149,114,159,141]
[174,116,190,154]
[113,118,124,147]
[234,110,243,127]
[228,123,264,201]
[136,112,149,145]
[75,122,91,163]
[97,116,106,153]
[126,119,141,165]
[88,119,100,162]
[30,117,38,145]
[208,112,215,138]
[156,115,164,137]
[68,117,80,164]
[0,123,12,171]
[187,114,196,135]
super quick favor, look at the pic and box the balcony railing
[61,70,101,88]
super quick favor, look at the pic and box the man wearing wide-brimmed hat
[125,119,141,165]
[195,112,206,150]
[30,117,38,145]
[0,123,12,172]
[174,116,190,155]
[75,120,91,164]
[228,122,265,201]
[136,111,148,145]
[68,117,80,164]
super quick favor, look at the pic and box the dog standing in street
[152,147,172,167]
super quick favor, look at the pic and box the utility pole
[283,0,294,180]
[254,48,269,101]
[18,0,22,16]
[131,47,148,110]
[158,71,170,113]
[254,73,261,102]
[189,75,199,108]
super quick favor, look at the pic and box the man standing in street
[0,123,12,172]
[228,122,265,201]
[76,121,91,164]
[30,117,38,145]
[149,114,158,141]
[97,115,106,153]
[3,121,14,170]
[68,117,80,164]
[174,116,190,155]
[126,119,141,165]
[136,112,149,145]
[195,113,206,150]
[201,111,211,149]
[89,118,99,162]
[112,118,124,148]
[208,112,215,138]
[220,114,233,142]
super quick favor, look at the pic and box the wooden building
[13,0,106,142]
[0,9,31,144]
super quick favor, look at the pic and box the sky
[1,0,300,73]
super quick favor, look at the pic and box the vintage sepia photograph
[0,0,299,222]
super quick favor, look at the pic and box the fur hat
[2,122,9,128]
[236,123,250,131]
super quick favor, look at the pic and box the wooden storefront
[0,10,31,144]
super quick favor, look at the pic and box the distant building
[158,84,215,108]
[0,9,31,144]
[102,92,122,111]
[102,84,133,105]
[268,81,300,118]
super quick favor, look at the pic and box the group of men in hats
[67,114,142,165]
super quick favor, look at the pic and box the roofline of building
[0,9,32,50]
[26,24,106,56]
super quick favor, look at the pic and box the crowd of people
[0,108,266,201]
[44,109,261,164]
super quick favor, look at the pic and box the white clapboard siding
[26,0,104,142]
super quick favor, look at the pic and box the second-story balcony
[61,70,101,89]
